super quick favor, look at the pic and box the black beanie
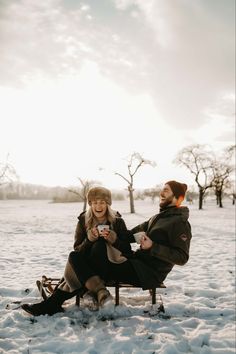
[166,180,187,199]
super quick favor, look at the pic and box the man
[90,180,192,290]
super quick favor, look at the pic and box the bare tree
[174,145,214,209]
[212,145,235,207]
[213,145,235,208]
[69,178,97,212]
[223,180,236,205]
[0,156,18,186]
[115,152,156,213]
[212,168,233,207]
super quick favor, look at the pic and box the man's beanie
[166,180,187,199]
[87,187,112,205]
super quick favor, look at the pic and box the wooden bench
[36,275,166,313]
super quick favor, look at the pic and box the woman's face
[91,199,108,221]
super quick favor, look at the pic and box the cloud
[0,0,235,131]
[112,0,235,127]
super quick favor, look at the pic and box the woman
[21,187,132,316]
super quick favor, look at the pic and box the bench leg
[115,285,119,306]
[76,294,80,307]
[36,280,48,300]
[151,288,156,305]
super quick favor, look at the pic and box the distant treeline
[0,182,126,202]
[0,183,67,201]
[0,182,201,203]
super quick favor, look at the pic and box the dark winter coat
[128,206,192,290]
[73,211,132,258]
[59,211,132,293]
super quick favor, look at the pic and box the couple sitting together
[22,180,192,316]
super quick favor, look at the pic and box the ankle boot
[21,289,71,316]
[85,275,112,307]
[97,288,113,307]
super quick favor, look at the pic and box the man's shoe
[21,302,63,316]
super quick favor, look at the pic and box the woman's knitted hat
[87,187,112,205]
[166,180,187,199]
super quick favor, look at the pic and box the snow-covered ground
[0,199,235,354]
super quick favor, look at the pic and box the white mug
[133,231,146,244]
[97,225,110,235]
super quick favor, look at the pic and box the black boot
[21,289,71,316]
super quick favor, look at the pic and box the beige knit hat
[87,187,112,205]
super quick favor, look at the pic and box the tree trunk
[83,199,87,212]
[218,190,223,208]
[199,188,204,210]
[128,186,135,213]
[233,195,236,205]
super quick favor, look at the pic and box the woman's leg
[69,239,109,283]
[21,287,77,316]
[68,249,98,284]
[69,242,112,307]
[21,257,86,316]
[89,239,111,279]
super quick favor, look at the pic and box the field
[0,199,235,354]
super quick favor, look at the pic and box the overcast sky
[0,0,235,189]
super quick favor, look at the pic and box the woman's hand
[91,227,99,238]
[140,234,153,250]
[87,227,99,242]
[100,228,110,240]
[100,229,117,244]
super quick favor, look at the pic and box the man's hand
[140,234,153,250]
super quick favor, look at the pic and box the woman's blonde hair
[85,204,117,230]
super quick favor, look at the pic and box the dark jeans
[69,239,140,286]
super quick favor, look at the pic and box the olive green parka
[128,206,192,289]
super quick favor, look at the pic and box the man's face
[91,199,107,220]
[159,184,177,208]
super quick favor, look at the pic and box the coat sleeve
[112,218,133,256]
[150,220,192,266]
[130,220,149,234]
[127,220,150,243]
[73,219,92,252]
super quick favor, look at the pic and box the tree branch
[115,172,131,185]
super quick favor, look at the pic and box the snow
[0,199,235,354]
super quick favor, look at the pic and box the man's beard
[159,195,174,209]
